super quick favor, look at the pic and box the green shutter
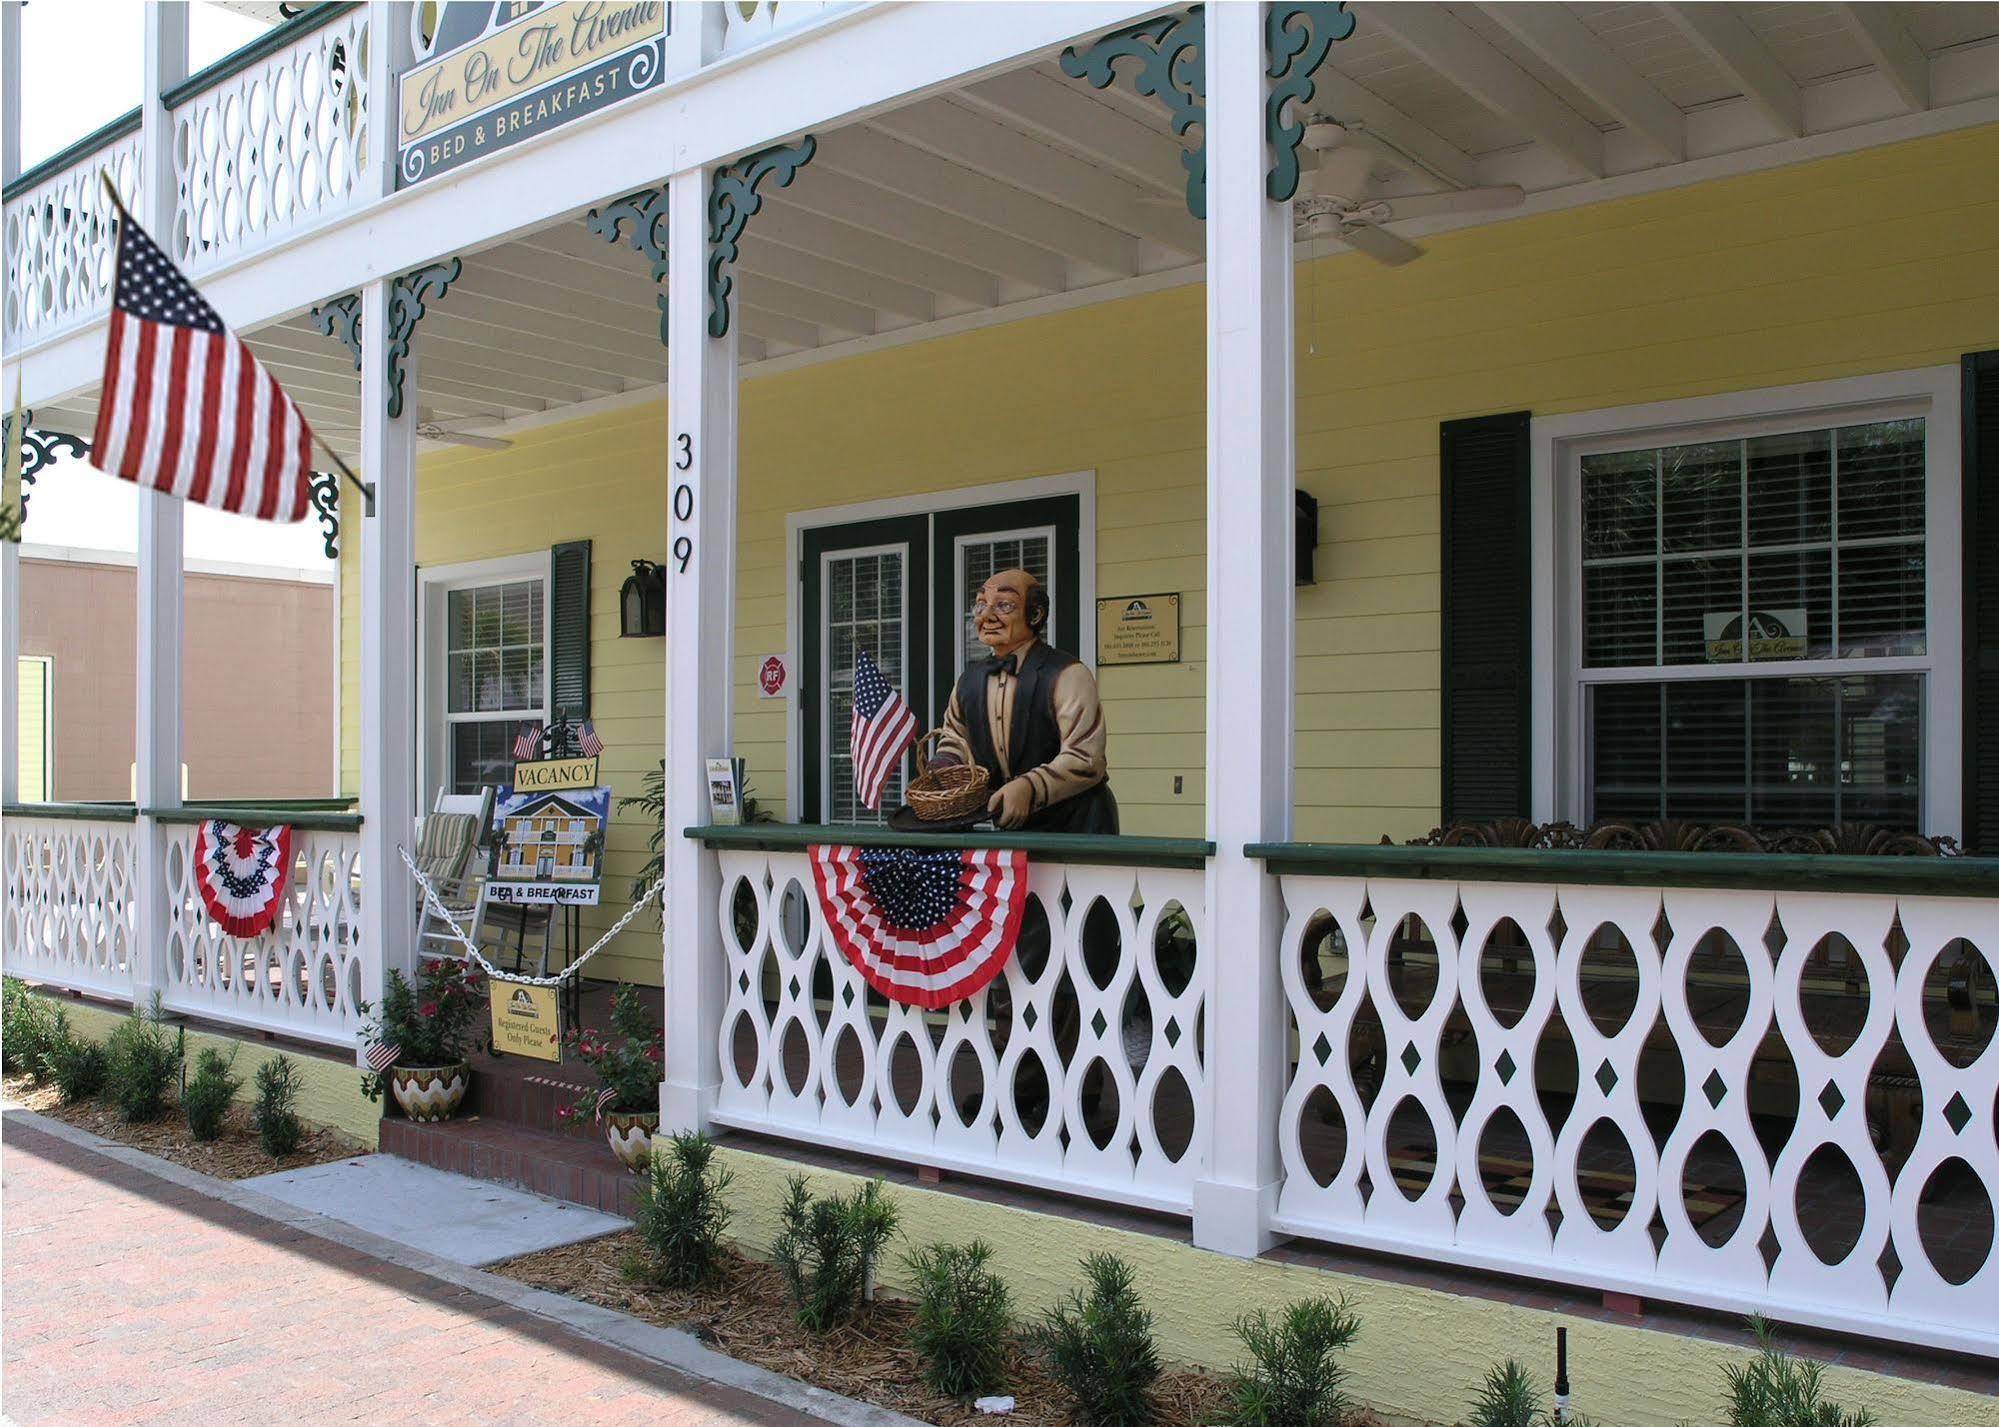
[549,540,591,721]
[1965,351,1999,852]
[1440,411,1533,824]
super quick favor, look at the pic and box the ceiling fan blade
[416,423,513,451]
[1339,222,1424,266]
[1373,185,1524,221]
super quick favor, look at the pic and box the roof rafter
[1479,2,1685,164]
[1661,3,1804,137]
[1834,3,1930,113]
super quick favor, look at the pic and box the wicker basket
[903,730,991,823]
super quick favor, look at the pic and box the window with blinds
[445,578,545,794]
[1579,417,1928,829]
[955,529,1053,676]
[825,549,907,824]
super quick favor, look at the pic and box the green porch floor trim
[147,804,363,833]
[3,802,140,823]
[1246,841,1999,897]
[688,822,1213,869]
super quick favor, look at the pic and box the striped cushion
[414,812,478,885]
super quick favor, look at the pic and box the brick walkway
[0,1118,829,1426]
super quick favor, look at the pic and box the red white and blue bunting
[809,845,1028,1010]
[193,820,293,938]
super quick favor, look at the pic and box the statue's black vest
[954,642,1119,835]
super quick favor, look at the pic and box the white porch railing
[719,1,854,57]
[1270,868,1998,1357]
[1,811,137,1002]
[712,844,1209,1214]
[1,118,143,350]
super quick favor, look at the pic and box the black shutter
[1440,411,1533,823]
[1965,352,1999,853]
[550,539,591,721]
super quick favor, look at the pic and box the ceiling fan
[1294,118,1523,266]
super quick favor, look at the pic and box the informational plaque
[490,982,562,1062]
[1097,593,1181,666]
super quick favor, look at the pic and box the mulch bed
[493,1231,1243,1426]
[3,1073,366,1180]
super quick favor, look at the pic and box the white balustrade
[170,7,372,272]
[2,126,143,349]
[1272,873,1998,1356]
[160,823,369,1049]
[719,1,852,57]
[1,815,137,1001]
[713,848,1209,1213]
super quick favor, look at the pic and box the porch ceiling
[24,2,1999,461]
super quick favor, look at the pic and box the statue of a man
[933,568,1118,834]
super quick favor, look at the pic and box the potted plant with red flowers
[360,956,487,1122]
[560,982,662,1169]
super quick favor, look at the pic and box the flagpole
[98,170,376,518]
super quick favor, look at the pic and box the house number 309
[672,479,694,571]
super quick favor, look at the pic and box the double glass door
[801,494,1081,823]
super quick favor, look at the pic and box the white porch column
[131,0,191,1004]
[0,0,18,806]
[660,164,739,1134]
[1192,0,1297,1258]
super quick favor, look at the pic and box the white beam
[1481,3,1686,164]
[957,68,1192,196]
[1364,3,1606,178]
[780,166,1070,292]
[2,0,22,185]
[1192,0,1294,1261]
[2,2,20,805]
[1835,4,1930,114]
[1663,3,1804,138]
[747,204,999,308]
[1300,70,1483,192]
[738,235,938,323]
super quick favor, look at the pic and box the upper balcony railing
[2,111,143,350]
[719,1,855,57]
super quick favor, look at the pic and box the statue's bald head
[973,567,1048,655]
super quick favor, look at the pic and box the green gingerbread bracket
[309,257,462,419]
[1060,8,1207,220]
[308,474,340,558]
[0,410,88,520]
[1265,2,1358,202]
[707,137,817,340]
[586,185,671,347]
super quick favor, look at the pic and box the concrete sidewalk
[0,1109,921,1427]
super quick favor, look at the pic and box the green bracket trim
[0,410,89,524]
[2,802,139,823]
[586,184,670,347]
[306,259,462,419]
[1060,8,1207,220]
[1265,2,1357,202]
[308,473,339,558]
[707,137,817,339]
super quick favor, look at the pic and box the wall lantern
[1295,488,1319,585]
[620,559,666,637]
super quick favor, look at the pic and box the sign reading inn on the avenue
[397,2,667,187]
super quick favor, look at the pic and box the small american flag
[90,210,316,522]
[849,646,917,812]
[574,719,604,757]
[512,722,544,760]
[365,1039,401,1073]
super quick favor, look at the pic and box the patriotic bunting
[809,845,1028,1009]
[192,821,294,938]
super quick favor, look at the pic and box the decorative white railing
[712,843,1210,1214]
[168,5,373,272]
[719,1,854,57]
[1,119,143,350]
[160,820,368,1049]
[1269,867,1998,1356]
[1,811,138,1002]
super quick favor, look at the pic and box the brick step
[464,1059,601,1135]
[380,1115,642,1218]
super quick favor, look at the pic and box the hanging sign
[1097,593,1181,666]
[511,755,600,792]
[397,2,668,188]
[488,786,610,905]
[490,982,563,1062]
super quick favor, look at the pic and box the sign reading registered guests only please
[398,2,667,188]
[490,982,562,1062]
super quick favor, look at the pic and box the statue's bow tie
[992,653,1019,677]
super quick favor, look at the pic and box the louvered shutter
[1440,411,1533,823]
[549,540,591,721]
[1965,352,1999,852]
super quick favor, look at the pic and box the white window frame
[950,523,1058,683]
[416,551,551,809]
[1531,368,1962,837]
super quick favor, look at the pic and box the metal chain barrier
[398,843,664,987]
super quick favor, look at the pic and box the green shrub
[904,1239,1014,1399]
[182,1046,243,1141]
[1221,1293,1359,1427]
[1034,1252,1160,1427]
[253,1055,304,1157]
[1720,1319,1877,1427]
[45,1019,110,1103]
[105,995,183,1123]
[1469,1360,1544,1427]
[3,978,62,1081]
[771,1174,900,1332]
[632,1131,733,1289]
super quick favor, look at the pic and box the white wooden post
[660,162,739,1133]
[131,0,191,1006]
[665,1,726,78]
[1193,0,1296,1258]
[0,0,18,807]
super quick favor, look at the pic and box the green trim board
[160,4,362,110]
[2,802,140,823]
[691,822,1213,869]
[147,805,363,832]
[2,108,141,200]
[1245,841,1999,897]
[1059,10,1207,220]
[1264,3,1358,202]
[707,137,818,339]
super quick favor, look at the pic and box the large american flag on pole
[90,212,316,522]
[849,646,917,812]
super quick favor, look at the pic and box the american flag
[512,722,544,760]
[365,1039,401,1073]
[849,646,917,812]
[574,719,604,757]
[90,212,315,522]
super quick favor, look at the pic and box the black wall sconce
[619,559,666,637]
[1295,488,1319,585]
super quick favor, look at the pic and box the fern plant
[253,1055,305,1157]
[904,1239,1015,1399]
[1034,1252,1161,1427]
[1720,1319,1877,1427]
[632,1131,734,1289]
[1222,1293,1359,1427]
[771,1174,900,1332]
[183,1046,244,1141]
[619,761,776,915]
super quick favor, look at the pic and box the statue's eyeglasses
[970,595,1021,620]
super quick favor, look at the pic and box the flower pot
[603,1109,659,1171]
[390,1062,470,1122]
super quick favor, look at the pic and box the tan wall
[18,557,335,802]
